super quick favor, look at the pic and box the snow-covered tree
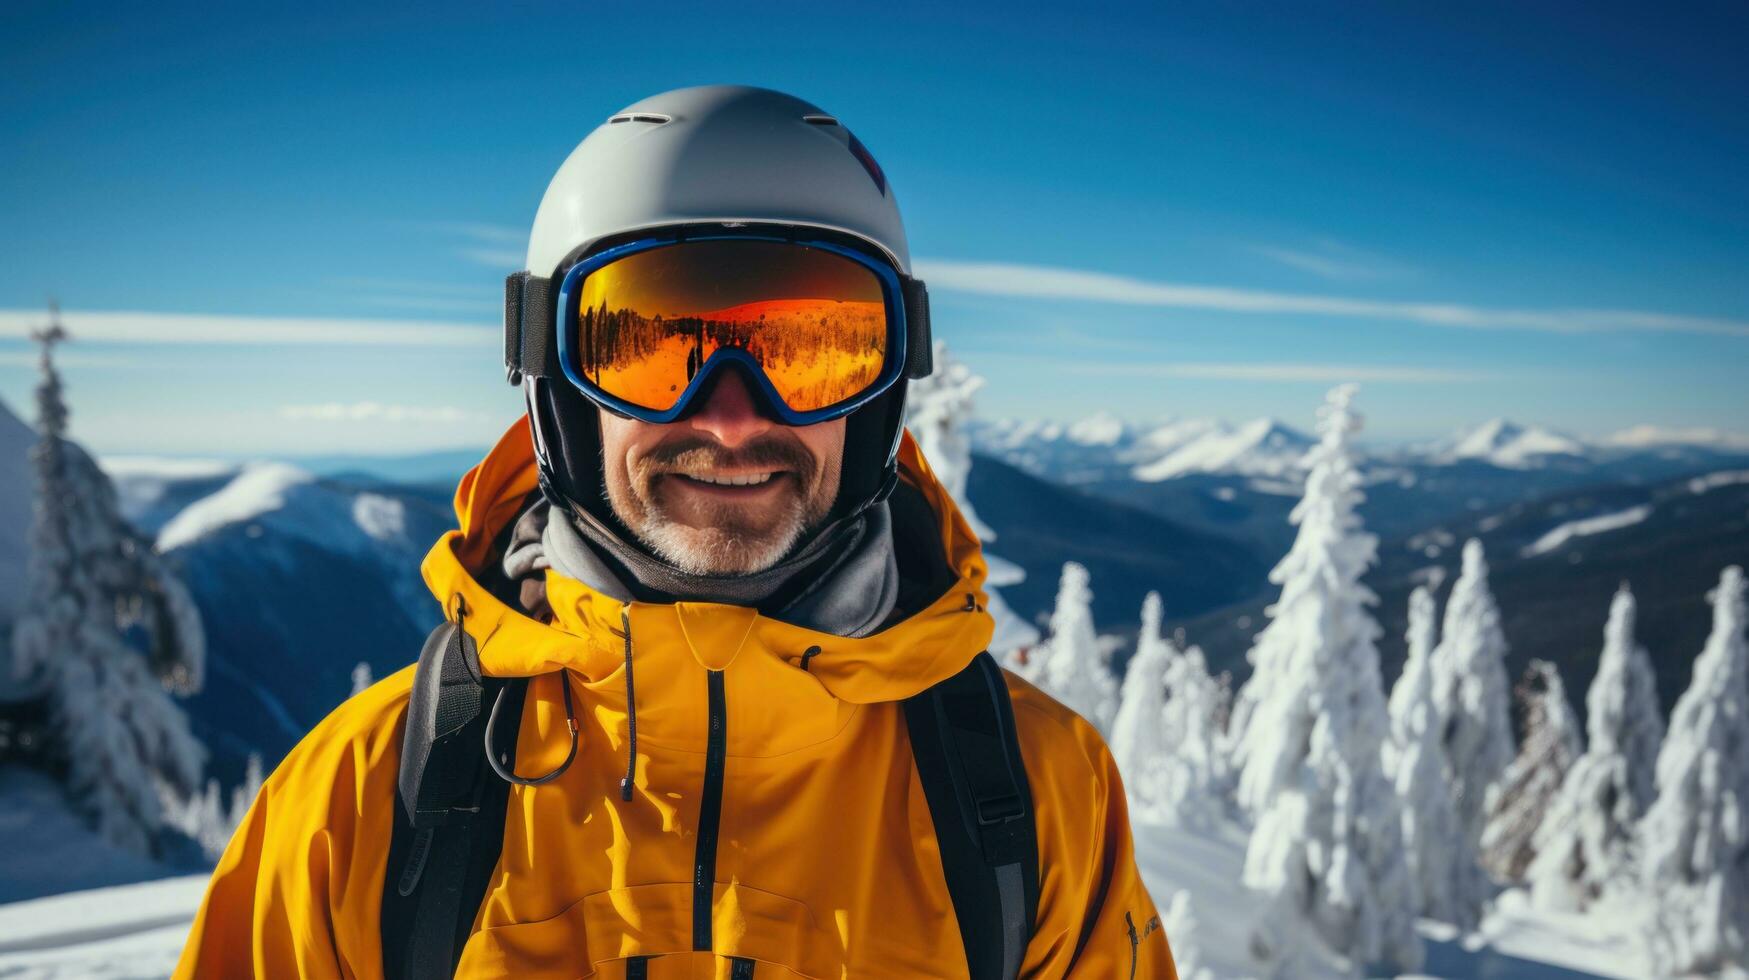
[1158,643,1230,829]
[1641,566,1749,976]
[1229,384,1422,974]
[350,660,374,697]
[906,341,1039,655]
[1032,562,1119,733]
[1161,891,1215,980]
[1528,584,1666,911]
[8,315,206,855]
[1388,585,1490,929]
[1111,592,1175,810]
[1430,538,1517,847]
[164,750,264,861]
[1481,660,1582,882]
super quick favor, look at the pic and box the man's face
[598,369,845,575]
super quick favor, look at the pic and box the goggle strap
[504,272,558,385]
[901,277,934,379]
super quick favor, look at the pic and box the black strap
[900,277,934,379]
[504,272,557,385]
[382,621,527,979]
[903,652,1039,980]
[506,269,935,385]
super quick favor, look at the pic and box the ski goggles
[503,226,933,425]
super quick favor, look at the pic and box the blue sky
[2,0,1744,455]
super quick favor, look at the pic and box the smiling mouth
[665,470,792,493]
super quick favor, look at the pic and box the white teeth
[687,471,775,487]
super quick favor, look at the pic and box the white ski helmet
[503,84,932,531]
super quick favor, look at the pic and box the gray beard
[512,496,900,639]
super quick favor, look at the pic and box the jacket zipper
[693,669,728,950]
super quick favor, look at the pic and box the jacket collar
[420,417,995,707]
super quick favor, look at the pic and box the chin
[641,523,803,577]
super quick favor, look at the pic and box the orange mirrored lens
[573,240,887,413]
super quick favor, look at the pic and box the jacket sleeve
[174,674,411,979]
[1009,677,1179,979]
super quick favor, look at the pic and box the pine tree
[7,312,206,855]
[1032,562,1119,733]
[1388,585,1490,929]
[1229,384,1422,974]
[1161,891,1216,980]
[905,341,1039,654]
[1641,566,1749,976]
[1111,592,1175,813]
[1528,584,1666,911]
[1158,643,1230,830]
[1430,538,1517,847]
[1480,660,1582,882]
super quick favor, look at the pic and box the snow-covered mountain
[1429,418,1588,469]
[98,459,454,784]
[1130,417,1315,483]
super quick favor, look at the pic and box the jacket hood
[421,417,995,707]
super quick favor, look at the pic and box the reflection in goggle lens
[573,241,888,414]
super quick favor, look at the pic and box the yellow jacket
[175,419,1175,978]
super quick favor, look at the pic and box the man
[176,85,1174,979]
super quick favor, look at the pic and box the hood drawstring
[619,608,638,801]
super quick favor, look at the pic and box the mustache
[637,434,816,476]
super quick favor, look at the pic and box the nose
[685,368,774,450]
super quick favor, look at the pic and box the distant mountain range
[1177,465,1749,727]
[3,390,1746,777]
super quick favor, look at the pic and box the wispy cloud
[0,310,496,346]
[1249,239,1413,281]
[971,350,1493,383]
[417,221,527,269]
[278,402,481,423]
[916,259,1749,337]
[0,350,136,368]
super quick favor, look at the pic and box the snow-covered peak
[156,463,315,552]
[1131,417,1314,482]
[1065,411,1130,447]
[1439,419,1586,469]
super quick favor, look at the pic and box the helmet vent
[608,112,671,125]
[802,114,840,126]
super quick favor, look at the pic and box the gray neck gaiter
[537,499,900,639]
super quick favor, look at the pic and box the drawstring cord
[469,587,580,787]
[619,608,638,801]
[485,676,577,786]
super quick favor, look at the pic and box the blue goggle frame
[551,228,910,427]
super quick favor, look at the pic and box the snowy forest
[2,322,1747,979]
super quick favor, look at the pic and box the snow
[155,462,314,552]
[1131,417,1314,482]
[1520,505,1653,558]
[0,874,207,979]
[1602,425,1749,453]
[352,491,406,541]
[1066,410,1130,446]
[1690,470,1749,494]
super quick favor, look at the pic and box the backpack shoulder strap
[380,620,526,979]
[903,651,1040,980]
